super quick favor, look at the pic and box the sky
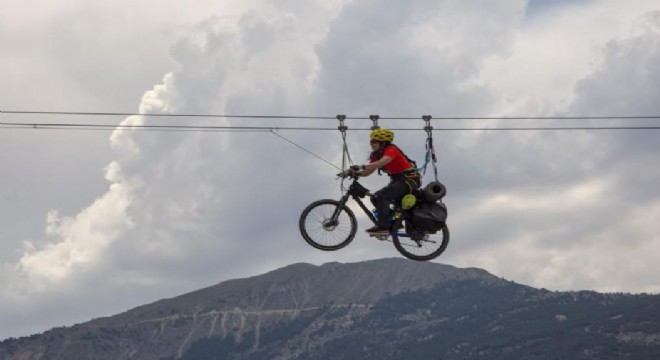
[1,0,660,340]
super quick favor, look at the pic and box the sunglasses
[370,140,380,144]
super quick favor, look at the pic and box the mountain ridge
[2,258,659,360]
[91,258,500,327]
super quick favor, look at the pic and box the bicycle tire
[299,199,357,251]
[392,218,450,261]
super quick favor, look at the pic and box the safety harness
[370,144,419,178]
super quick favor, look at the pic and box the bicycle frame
[330,177,415,239]
[329,178,375,223]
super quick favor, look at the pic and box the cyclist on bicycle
[348,128,421,235]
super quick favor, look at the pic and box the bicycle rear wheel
[392,219,450,261]
[299,199,357,251]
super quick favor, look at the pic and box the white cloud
[15,183,133,289]
[481,0,660,116]
[448,2,660,293]
[474,178,607,214]
[449,175,637,291]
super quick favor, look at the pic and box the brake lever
[336,170,359,180]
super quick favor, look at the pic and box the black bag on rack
[411,201,447,233]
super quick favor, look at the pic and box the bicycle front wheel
[392,219,450,261]
[299,199,357,251]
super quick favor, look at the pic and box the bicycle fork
[330,194,377,225]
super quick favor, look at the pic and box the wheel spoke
[393,224,449,261]
[299,200,357,251]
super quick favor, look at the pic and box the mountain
[1,258,659,359]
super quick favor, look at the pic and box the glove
[337,169,352,178]
[338,165,364,178]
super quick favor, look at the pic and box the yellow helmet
[370,128,394,142]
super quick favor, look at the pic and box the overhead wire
[0,110,336,120]
[4,110,659,172]
[3,109,660,120]
[0,125,273,133]
[2,122,660,131]
[269,130,341,170]
[3,109,660,132]
[379,116,660,120]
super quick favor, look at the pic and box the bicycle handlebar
[337,170,360,179]
[337,165,363,179]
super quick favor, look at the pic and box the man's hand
[350,165,363,172]
[337,169,352,178]
[338,165,363,178]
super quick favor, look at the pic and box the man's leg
[373,181,410,229]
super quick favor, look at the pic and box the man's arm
[360,156,392,176]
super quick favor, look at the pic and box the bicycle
[298,171,450,261]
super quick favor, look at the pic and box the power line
[4,109,660,132]
[0,125,271,133]
[0,110,335,120]
[380,116,660,120]
[4,112,659,173]
[3,109,660,120]
[2,122,660,132]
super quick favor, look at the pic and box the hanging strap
[369,114,380,130]
[337,115,353,172]
[420,115,439,182]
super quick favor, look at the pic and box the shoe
[365,226,389,235]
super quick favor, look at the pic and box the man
[349,128,421,235]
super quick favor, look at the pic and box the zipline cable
[4,113,659,184]
[270,130,340,170]
[0,124,272,133]
[0,110,335,120]
[4,109,660,120]
[3,122,660,131]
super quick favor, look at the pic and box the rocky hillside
[1,258,659,359]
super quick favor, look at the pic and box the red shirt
[371,145,414,175]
